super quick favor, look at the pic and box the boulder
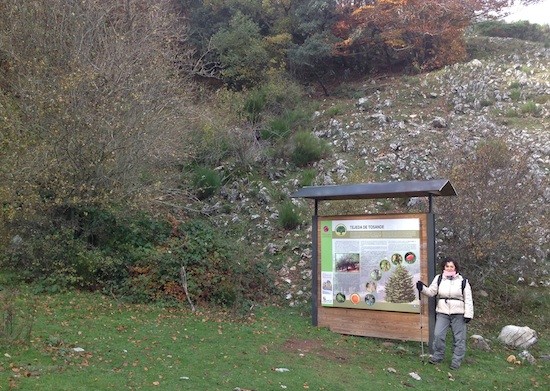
[498,325,538,349]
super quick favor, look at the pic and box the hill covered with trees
[1,0,548,325]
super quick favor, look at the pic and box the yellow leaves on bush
[265,33,292,46]
[129,266,152,276]
[382,30,407,49]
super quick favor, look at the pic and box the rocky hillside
[183,36,550,306]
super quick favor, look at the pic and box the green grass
[1,288,548,390]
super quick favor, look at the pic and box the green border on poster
[320,220,333,272]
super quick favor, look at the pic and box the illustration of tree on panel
[385,264,415,303]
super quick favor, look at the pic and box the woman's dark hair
[440,257,460,273]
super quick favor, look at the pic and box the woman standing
[416,258,474,370]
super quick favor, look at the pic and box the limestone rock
[470,335,491,351]
[498,325,538,349]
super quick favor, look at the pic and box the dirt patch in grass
[282,338,351,361]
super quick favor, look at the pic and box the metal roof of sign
[291,179,456,200]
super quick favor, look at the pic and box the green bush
[124,220,279,309]
[261,117,291,140]
[244,77,307,126]
[520,101,541,116]
[290,131,330,167]
[211,12,269,89]
[509,88,522,101]
[2,208,280,310]
[278,201,301,230]
[326,104,346,117]
[244,89,267,124]
[191,166,222,199]
[300,169,317,187]
[2,207,170,292]
[474,20,550,43]
[260,109,310,141]
[503,108,519,117]
[5,228,125,292]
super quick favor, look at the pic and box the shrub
[5,228,125,293]
[186,124,232,167]
[2,207,170,292]
[520,101,541,116]
[132,220,279,309]
[261,117,291,140]
[211,12,269,89]
[244,89,267,124]
[278,201,301,230]
[474,20,550,43]
[326,104,346,117]
[436,139,547,289]
[509,88,522,102]
[503,108,519,117]
[191,166,222,200]
[300,169,317,187]
[290,131,330,167]
[260,109,310,141]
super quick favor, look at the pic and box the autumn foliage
[332,0,511,71]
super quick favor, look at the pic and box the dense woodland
[0,0,548,317]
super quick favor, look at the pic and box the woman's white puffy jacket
[421,274,474,319]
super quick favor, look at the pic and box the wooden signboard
[315,213,431,341]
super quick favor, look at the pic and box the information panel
[320,216,421,313]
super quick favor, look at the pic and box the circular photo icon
[391,253,403,265]
[335,292,346,303]
[365,294,376,306]
[370,269,382,281]
[365,281,377,293]
[379,259,391,271]
[350,293,361,305]
[405,252,417,264]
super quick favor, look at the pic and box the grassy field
[1,287,548,391]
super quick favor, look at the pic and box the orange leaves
[162,281,186,302]
[332,0,481,71]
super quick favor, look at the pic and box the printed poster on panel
[320,217,422,313]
